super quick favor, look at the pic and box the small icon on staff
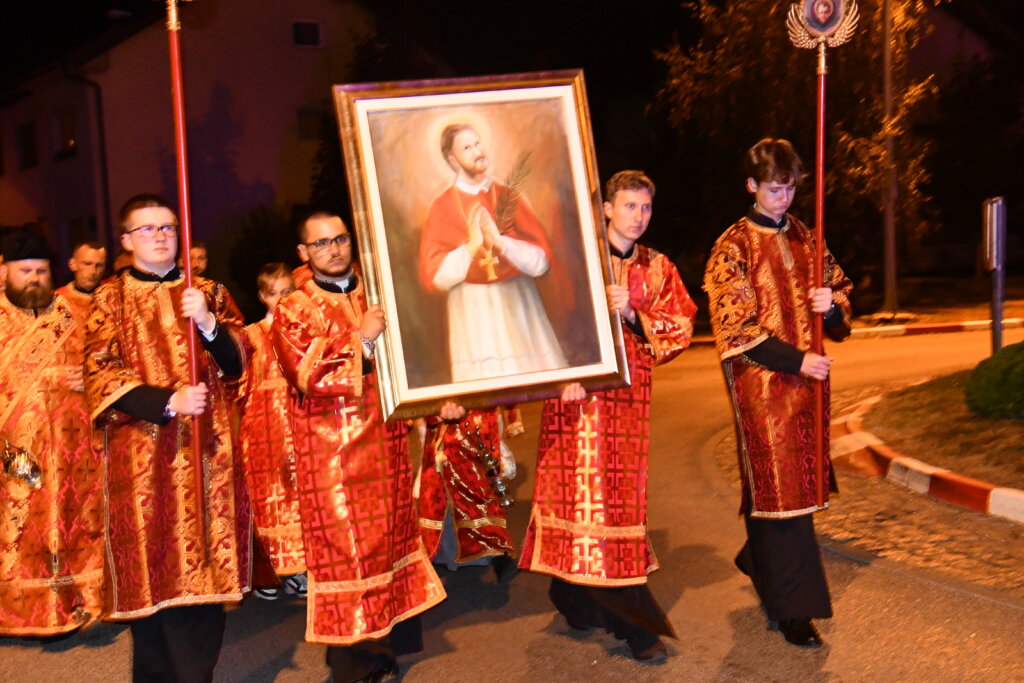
[788,0,859,47]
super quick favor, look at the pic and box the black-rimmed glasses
[305,233,352,253]
[126,224,178,239]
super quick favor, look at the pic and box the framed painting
[333,69,628,419]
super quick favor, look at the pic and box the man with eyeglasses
[273,210,445,683]
[83,194,251,682]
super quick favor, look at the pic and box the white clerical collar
[454,176,493,195]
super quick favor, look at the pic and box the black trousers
[548,578,676,651]
[326,615,423,683]
[735,514,833,621]
[128,603,226,683]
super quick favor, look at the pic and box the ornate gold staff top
[787,0,859,73]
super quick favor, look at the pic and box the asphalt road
[3,329,1023,682]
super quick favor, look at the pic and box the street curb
[690,317,1024,347]
[831,397,1024,527]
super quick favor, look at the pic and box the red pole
[813,41,827,507]
[166,0,206,540]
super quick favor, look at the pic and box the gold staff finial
[165,0,194,32]
[787,0,859,73]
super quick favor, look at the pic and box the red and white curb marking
[831,397,1024,526]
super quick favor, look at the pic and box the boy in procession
[520,170,698,661]
[84,194,252,682]
[704,138,853,649]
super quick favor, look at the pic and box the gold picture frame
[333,69,628,419]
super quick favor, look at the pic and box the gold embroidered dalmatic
[521,245,697,585]
[704,215,853,517]
[273,277,445,644]
[0,293,105,634]
[84,273,252,619]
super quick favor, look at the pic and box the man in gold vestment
[84,194,251,682]
[0,232,105,636]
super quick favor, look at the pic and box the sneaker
[254,587,279,600]
[282,573,308,598]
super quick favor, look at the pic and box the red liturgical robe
[417,409,515,563]
[54,283,93,323]
[0,294,105,634]
[273,277,445,644]
[239,318,305,575]
[521,245,697,585]
[704,215,852,517]
[84,273,252,618]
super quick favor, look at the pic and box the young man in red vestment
[55,240,107,321]
[238,263,307,600]
[273,211,445,683]
[520,170,698,661]
[84,194,251,682]
[418,122,566,382]
[0,233,105,636]
[704,138,853,649]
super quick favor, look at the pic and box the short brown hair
[297,209,342,244]
[744,138,804,185]
[440,123,475,160]
[256,262,293,294]
[604,170,656,204]
[118,193,176,233]
[71,240,107,255]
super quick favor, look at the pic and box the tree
[657,0,941,308]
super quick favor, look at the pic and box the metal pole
[985,197,1006,354]
[166,0,206,544]
[881,0,899,314]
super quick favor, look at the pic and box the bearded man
[0,232,105,636]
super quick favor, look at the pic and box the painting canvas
[333,70,627,419]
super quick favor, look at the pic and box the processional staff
[786,0,858,506]
[164,0,207,541]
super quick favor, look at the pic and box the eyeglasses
[305,233,352,253]
[126,224,178,239]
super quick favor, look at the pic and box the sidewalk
[831,397,1024,526]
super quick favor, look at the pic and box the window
[293,21,323,48]
[53,109,77,161]
[17,121,37,170]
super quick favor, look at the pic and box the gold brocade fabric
[83,273,252,618]
[0,294,105,635]
[704,216,853,517]
[238,320,305,575]
[521,245,697,585]
[273,278,446,644]
[54,284,93,324]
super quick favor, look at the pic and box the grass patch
[861,370,1024,490]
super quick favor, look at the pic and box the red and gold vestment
[705,215,852,517]
[238,318,305,575]
[54,283,93,322]
[273,277,445,644]
[0,294,105,635]
[521,244,696,585]
[417,409,515,563]
[84,273,252,619]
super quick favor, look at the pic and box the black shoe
[778,619,823,648]
[492,555,519,584]
[364,664,399,683]
[630,637,668,662]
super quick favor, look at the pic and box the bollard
[983,197,1006,354]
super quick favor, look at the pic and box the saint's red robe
[704,215,852,517]
[54,283,92,322]
[520,245,696,585]
[418,182,552,290]
[238,319,305,575]
[273,277,445,644]
[84,273,252,618]
[0,293,105,634]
